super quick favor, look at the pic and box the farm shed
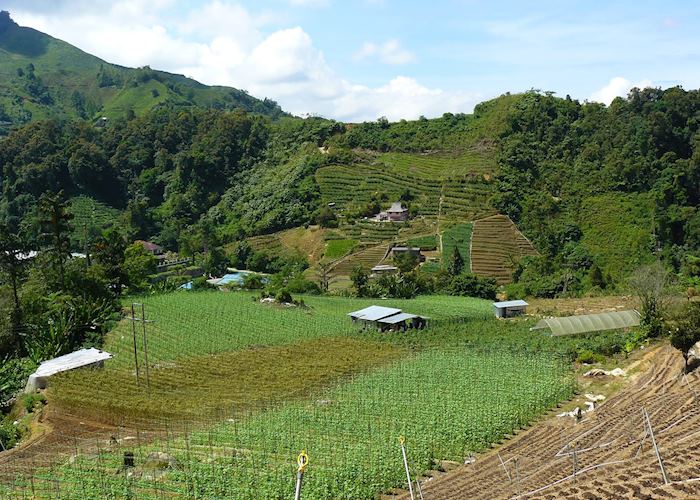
[348,305,402,324]
[531,310,641,337]
[376,312,428,332]
[493,300,529,318]
[348,306,428,332]
[25,348,112,392]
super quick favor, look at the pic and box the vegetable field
[6,348,574,499]
[0,291,581,499]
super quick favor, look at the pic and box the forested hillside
[1,88,699,294]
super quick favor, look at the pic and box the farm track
[401,344,700,499]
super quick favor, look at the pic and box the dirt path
[398,343,700,499]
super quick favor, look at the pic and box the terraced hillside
[316,149,498,222]
[329,243,390,275]
[403,343,700,499]
[470,214,538,284]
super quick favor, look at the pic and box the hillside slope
[0,11,284,134]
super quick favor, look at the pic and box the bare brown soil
[398,343,700,499]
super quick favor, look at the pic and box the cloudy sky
[6,0,700,121]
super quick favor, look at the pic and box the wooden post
[571,442,578,483]
[643,408,669,485]
[141,303,150,389]
[514,457,522,497]
[130,303,140,385]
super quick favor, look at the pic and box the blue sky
[8,0,700,121]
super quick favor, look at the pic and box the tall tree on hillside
[0,224,29,352]
[38,191,73,289]
[629,261,670,337]
[670,303,700,373]
[448,246,464,277]
[92,228,127,296]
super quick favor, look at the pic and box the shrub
[448,273,497,300]
[21,393,46,413]
[275,289,293,304]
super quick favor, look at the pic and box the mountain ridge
[0,11,285,134]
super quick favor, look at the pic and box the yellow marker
[399,436,405,445]
[297,450,309,473]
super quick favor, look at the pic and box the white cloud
[10,1,475,121]
[354,39,416,65]
[288,0,329,7]
[589,77,653,105]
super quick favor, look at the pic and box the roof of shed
[388,202,408,212]
[377,312,419,324]
[33,348,112,377]
[493,300,529,308]
[348,305,402,321]
[532,310,641,337]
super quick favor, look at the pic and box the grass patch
[323,239,357,260]
[50,337,403,425]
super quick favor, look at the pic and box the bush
[448,273,497,300]
[21,393,46,413]
[275,289,293,304]
[0,357,37,407]
[576,349,605,364]
[0,418,22,449]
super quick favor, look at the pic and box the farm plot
[441,223,472,270]
[11,348,574,499]
[470,214,538,284]
[88,292,490,370]
[316,150,497,221]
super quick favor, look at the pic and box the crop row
[13,349,574,499]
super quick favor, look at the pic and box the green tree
[629,262,670,337]
[92,228,127,295]
[316,206,338,228]
[350,265,370,297]
[447,246,464,277]
[123,243,158,291]
[393,251,420,273]
[670,303,700,373]
[38,191,73,289]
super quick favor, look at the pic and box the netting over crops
[531,310,641,336]
[0,292,577,499]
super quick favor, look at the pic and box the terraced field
[470,214,538,284]
[316,150,498,221]
[329,243,390,275]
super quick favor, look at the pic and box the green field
[323,238,358,260]
[3,291,591,499]
[441,223,473,270]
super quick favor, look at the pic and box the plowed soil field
[399,343,700,499]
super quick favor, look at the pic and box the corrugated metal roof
[377,312,418,324]
[532,310,641,336]
[33,348,112,377]
[348,306,402,321]
[493,300,529,308]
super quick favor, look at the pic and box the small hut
[492,300,528,318]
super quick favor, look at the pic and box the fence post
[399,436,415,500]
[295,450,308,500]
[643,408,669,485]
